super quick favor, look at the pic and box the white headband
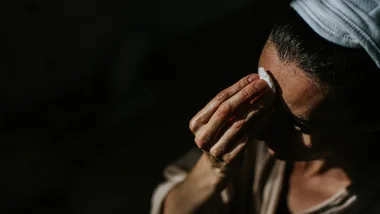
[290,0,380,68]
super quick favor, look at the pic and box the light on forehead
[258,67,276,93]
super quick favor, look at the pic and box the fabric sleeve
[150,147,202,214]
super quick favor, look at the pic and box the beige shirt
[151,140,380,214]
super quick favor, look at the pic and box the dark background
[0,0,288,213]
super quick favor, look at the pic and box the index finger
[189,74,259,132]
[194,79,269,146]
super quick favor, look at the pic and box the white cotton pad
[258,67,276,93]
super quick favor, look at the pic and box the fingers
[204,135,249,173]
[209,104,273,158]
[221,135,249,164]
[194,79,269,148]
[189,73,259,133]
[209,115,257,158]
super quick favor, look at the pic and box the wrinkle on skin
[256,40,358,213]
[256,40,353,162]
[259,41,325,122]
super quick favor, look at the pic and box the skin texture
[257,41,339,160]
[162,39,361,214]
[257,40,359,163]
[163,70,276,214]
[258,41,354,212]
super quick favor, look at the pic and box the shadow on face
[255,41,353,161]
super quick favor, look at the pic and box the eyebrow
[268,73,316,129]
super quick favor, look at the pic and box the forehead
[258,42,325,120]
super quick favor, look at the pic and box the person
[151,0,380,213]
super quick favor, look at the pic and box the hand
[189,73,274,180]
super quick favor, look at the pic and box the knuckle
[232,120,245,130]
[194,134,209,150]
[217,103,232,118]
[189,118,198,132]
[222,153,231,163]
[237,78,247,91]
[210,146,223,158]
[215,91,227,102]
[241,87,254,99]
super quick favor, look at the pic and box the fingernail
[248,74,258,82]
[253,79,268,91]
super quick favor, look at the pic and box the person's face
[257,41,353,161]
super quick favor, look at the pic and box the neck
[293,157,353,181]
[293,142,377,183]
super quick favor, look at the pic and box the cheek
[259,126,333,160]
[257,110,333,159]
